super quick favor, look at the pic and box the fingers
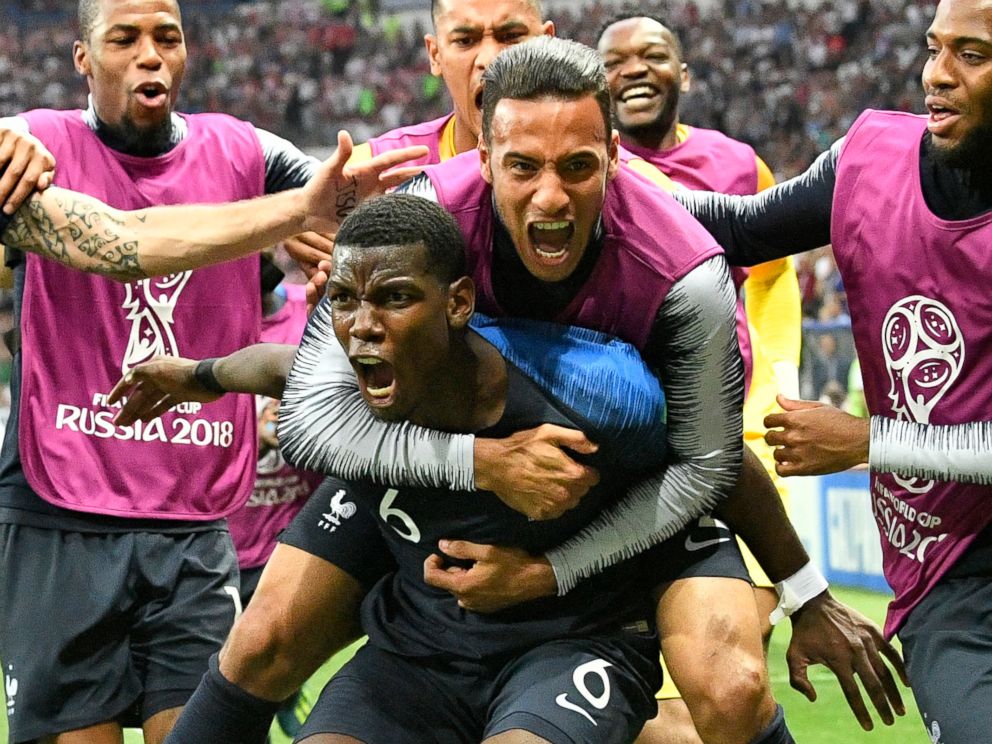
[106,372,136,406]
[422,553,465,592]
[362,144,429,173]
[786,657,817,703]
[284,236,332,278]
[880,637,910,687]
[332,130,354,171]
[833,667,875,731]
[379,165,425,190]
[438,539,488,561]
[0,134,56,215]
[548,425,599,455]
[776,393,823,411]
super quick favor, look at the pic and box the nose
[475,34,503,70]
[350,301,384,342]
[135,35,163,70]
[619,56,648,79]
[923,47,956,92]
[532,168,569,216]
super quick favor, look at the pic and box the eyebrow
[927,31,992,47]
[105,22,183,34]
[449,19,529,34]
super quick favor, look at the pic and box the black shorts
[0,524,240,742]
[646,515,751,590]
[298,626,661,744]
[239,564,265,608]
[899,572,992,743]
[279,477,396,589]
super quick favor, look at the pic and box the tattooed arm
[0,185,313,281]
[0,132,427,281]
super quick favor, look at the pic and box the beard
[930,119,992,176]
[615,87,680,144]
[95,108,176,157]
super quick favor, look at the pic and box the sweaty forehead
[332,243,430,279]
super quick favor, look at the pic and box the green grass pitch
[1,586,927,743]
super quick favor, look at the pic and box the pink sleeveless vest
[228,284,323,567]
[624,127,759,195]
[19,109,265,520]
[832,109,992,636]
[368,114,453,166]
[426,150,723,351]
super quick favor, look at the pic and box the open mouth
[134,82,169,108]
[619,84,660,104]
[926,98,961,135]
[474,87,484,111]
[528,221,574,263]
[354,356,396,402]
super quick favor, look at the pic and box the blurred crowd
[0,0,926,410]
[3,0,933,173]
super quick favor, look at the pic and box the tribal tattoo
[1,193,147,281]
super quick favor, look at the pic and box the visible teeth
[533,221,570,231]
[356,357,381,365]
[366,384,392,398]
[622,85,656,100]
[535,247,567,259]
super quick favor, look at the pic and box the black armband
[194,358,227,394]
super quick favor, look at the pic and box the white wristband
[769,561,829,625]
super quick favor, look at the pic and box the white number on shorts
[555,658,614,725]
[379,489,421,543]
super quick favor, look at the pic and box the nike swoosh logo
[684,534,732,551]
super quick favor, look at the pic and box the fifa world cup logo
[121,272,193,374]
[881,295,964,493]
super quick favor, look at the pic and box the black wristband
[194,358,227,395]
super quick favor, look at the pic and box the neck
[622,117,681,153]
[453,116,479,154]
[407,331,507,432]
[86,102,181,157]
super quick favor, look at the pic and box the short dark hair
[481,36,612,144]
[78,0,101,40]
[430,0,543,27]
[596,12,684,60]
[78,0,183,42]
[334,194,467,285]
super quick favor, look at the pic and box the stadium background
[0,0,934,740]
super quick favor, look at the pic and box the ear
[479,136,493,185]
[425,33,442,76]
[542,20,555,38]
[73,40,91,77]
[447,276,475,329]
[680,63,691,93]
[606,130,620,181]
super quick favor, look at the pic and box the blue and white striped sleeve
[546,255,745,592]
[277,295,476,490]
[870,417,992,485]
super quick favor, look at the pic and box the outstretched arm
[108,344,299,423]
[675,140,841,266]
[0,131,426,282]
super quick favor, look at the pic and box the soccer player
[285,0,674,270]
[666,0,992,737]
[274,38,895,744]
[596,15,803,743]
[0,1,420,741]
